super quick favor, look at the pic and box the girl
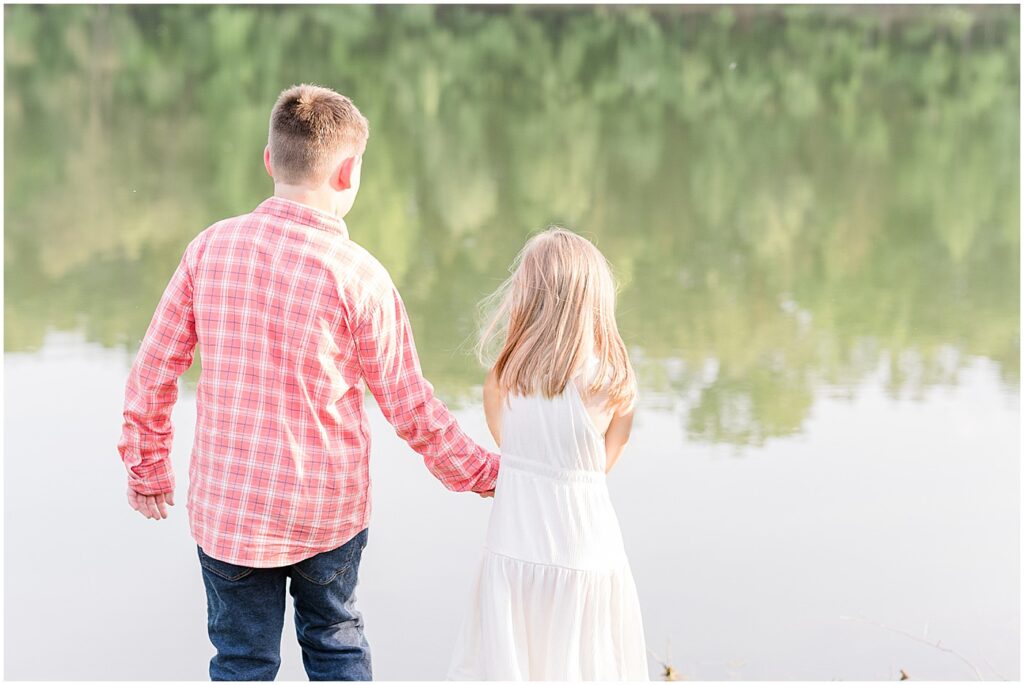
[448,227,648,680]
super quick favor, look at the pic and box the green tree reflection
[4,5,1019,446]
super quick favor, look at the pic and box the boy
[118,83,498,681]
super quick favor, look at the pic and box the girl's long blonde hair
[477,227,637,413]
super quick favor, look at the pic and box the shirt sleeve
[353,281,499,492]
[117,242,199,495]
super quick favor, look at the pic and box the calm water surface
[4,5,1019,680]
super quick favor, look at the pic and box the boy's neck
[273,185,342,219]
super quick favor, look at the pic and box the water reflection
[4,5,1019,446]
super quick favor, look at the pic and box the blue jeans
[197,528,371,681]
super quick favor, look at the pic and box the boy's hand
[477,490,495,498]
[127,487,175,520]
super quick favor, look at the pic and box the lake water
[3,5,1020,681]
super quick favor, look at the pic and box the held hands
[127,486,175,520]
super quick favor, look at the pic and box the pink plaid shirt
[118,196,499,567]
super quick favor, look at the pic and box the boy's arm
[117,243,199,496]
[353,283,499,493]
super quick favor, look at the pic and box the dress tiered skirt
[448,454,649,681]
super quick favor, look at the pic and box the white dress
[448,370,649,681]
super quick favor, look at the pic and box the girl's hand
[477,489,495,498]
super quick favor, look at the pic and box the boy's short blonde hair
[268,83,369,186]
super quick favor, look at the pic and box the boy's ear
[263,145,273,178]
[333,155,358,191]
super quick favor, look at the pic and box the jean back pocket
[291,529,367,585]
[197,545,256,582]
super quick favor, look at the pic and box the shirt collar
[254,196,349,239]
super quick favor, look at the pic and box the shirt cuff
[472,450,501,492]
[127,459,175,495]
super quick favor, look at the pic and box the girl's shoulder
[573,354,610,393]
[572,356,616,411]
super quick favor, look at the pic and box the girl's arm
[475,368,503,499]
[604,406,634,473]
[483,367,503,447]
